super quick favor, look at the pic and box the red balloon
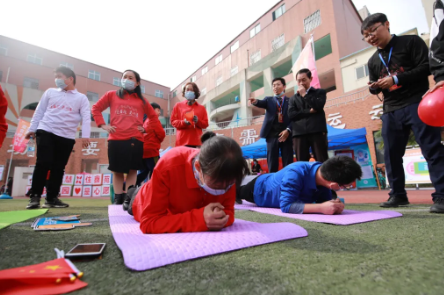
[418,87,444,127]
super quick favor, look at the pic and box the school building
[0,0,439,189]
[0,34,170,181]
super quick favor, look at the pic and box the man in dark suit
[288,68,328,162]
[249,77,293,173]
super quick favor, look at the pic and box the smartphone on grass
[65,243,106,259]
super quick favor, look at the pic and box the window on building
[160,109,164,116]
[113,77,121,87]
[140,85,145,93]
[201,67,208,75]
[155,90,164,98]
[81,159,99,174]
[216,77,223,86]
[201,88,207,96]
[230,41,239,53]
[190,76,196,82]
[27,54,43,65]
[250,50,261,65]
[304,10,321,33]
[23,77,39,89]
[272,4,286,21]
[231,66,238,77]
[60,62,74,70]
[86,91,99,102]
[271,34,285,51]
[173,90,177,98]
[356,64,370,80]
[0,45,7,56]
[103,113,110,124]
[250,24,261,38]
[88,70,101,81]
[215,54,223,65]
[314,34,332,60]
[373,131,384,164]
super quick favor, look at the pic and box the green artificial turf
[0,209,47,230]
[0,198,443,295]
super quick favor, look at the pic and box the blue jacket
[253,162,332,214]
[254,96,292,139]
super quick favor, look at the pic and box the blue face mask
[193,160,233,195]
[185,91,196,101]
[121,79,136,91]
[55,78,67,89]
[280,91,285,96]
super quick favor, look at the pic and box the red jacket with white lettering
[91,90,159,142]
[0,86,8,148]
[170,100,208,146]
[143,117,165,158]
[132,147,236,234]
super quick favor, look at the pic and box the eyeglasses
[362,24,383,41]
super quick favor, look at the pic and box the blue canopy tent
[326,125,367,150]
[241,138,268,159]
[241,125,367,159]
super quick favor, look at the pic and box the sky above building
[0,0,430,89]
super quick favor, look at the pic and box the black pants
[266,136,293,173]
[237,176,259,203]
[135,157,159,186]
[293,132,329,162]
[382,102,444,200]
[31,130,75,199]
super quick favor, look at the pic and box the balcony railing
[325,87,370,108]
[210,98,240,112]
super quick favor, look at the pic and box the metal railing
[163,115,265,135]
[210,98,240,112]
[325,87,371,108]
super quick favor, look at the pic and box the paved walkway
[13,189,436,204]
[338,189,434,204]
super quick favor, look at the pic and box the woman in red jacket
[91,70,161,204]
[171,82,209,147]
[126,134,249,234]
[135,102,165,187]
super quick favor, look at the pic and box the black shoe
[380,195,409,208]
[114,193,125,205]
[26,194,41,209]
[430,198,444,213]
[235,198,242,204]
[42,197,69,208]
[123,186,136,211]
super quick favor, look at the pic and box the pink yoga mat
[235,201,402,225]
[108,205,308,271]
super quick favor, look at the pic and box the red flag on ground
[0,258,87,295]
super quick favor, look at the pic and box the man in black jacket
[288,68,328,162]
[363,13,444,213]
[427,0,444,94]
[249,77,293,173]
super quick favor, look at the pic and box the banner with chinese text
[402,148,431,184]
[291,36,320,89]
[13,119,31,153]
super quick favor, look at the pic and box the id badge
[278,113,283,123]
[389,84,402,92]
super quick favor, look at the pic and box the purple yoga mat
[235,201,402,225]
[108,205,308,271]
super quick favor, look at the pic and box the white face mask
[121,79,136,91]
[193,160,233,195]
[55,78,68,89]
